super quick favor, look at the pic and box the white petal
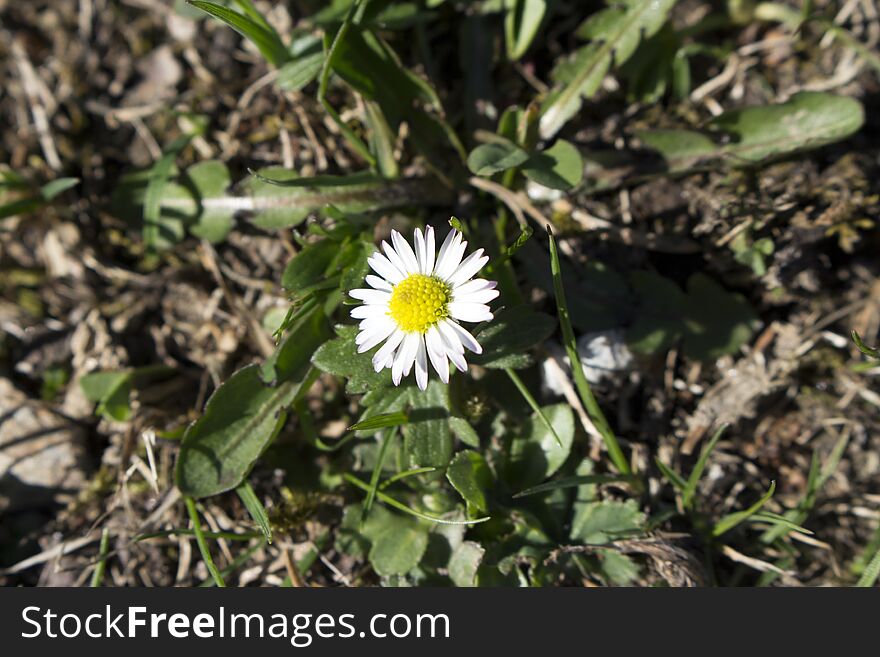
[392,332,420,385]
[368,253,405,284]
[358,315,393,332]
[424,226,436,275]
[391,230,420,274]
[434,229,458,275]
[373,329,405,372]
[448,302,494,324]
[381,240,409,278]
[434,230,465,280]
[356,322,396,353]
[454,278,497,294]
[436,319,464,354]
[425,326,449,384]
[448,250,489,287]
[436,322,468,372]
[445,319,483,354]
[351,304,387,320]
[365,274,393,291]
[414,228,428,274]
[454,288,499,305]
[349,288,391,304]
[415,337,429,390]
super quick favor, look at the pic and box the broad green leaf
[472,305,556,369]
[682,273,757,361]
[626,271,686,354]
[467,140,529,176]
[184,160,234,242]
[505,403,574,489]
[80,370,132,422]
[448,540,484,586]
[540,0,678,138]
[710,92,864,164]
[245,169,449,228]
[281,239,338,292]
[638,92,865,172]
[446,450,493,513]
[189,1,290,67]
[312,325,393,394]
[504,0,546,60]
[176,310,328,498]
[522,139,583,190]
[570,499,645,544]
[449,415,480,448]
[402,380,452,470]
[362,507,429,577]
[600,550,641,585]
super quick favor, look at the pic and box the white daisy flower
[349,227,499,391]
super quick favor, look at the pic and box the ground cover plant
[2,0,880,587]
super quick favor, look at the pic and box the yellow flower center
[388,274,451,334]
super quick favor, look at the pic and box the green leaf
[235,481,272,544]
[522,139,584,190]
[505,403,574,489]
[504,0,546,60]
[852,331,879,359]
[472,305,556,369]
[446,450,493,513]
[402,380,453,470]
[570,499,645,544]
[513,473,638,498]
[638,92,864,172]
[348,411,409,432]
[682,424,728,510]
[312,325,393,394]
[184,160,234,242]
[80,370,133,422]
[176,310,328,498]
[448,540,485,587]
[708,92,864,164]
[281,239,338,292]
[189,1,290,68]
[363,509,429,577]
[244,169,448,228]
[600,550,641,585]
[713,481,776,537]
[626,270,686,354]
[449,415,480,448]
[277,51,325,91]
[540,0,678,138]
[467,140,530,176]
[1,176,80,220]
[682,273,757,361]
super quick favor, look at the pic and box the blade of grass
[505,367,562,447]
[236,480,273,544]
[198,543,262,588]
[547,227,631,475]
[317,0,375,165]
[682,423,729,510]
[655,457,687,491]
[184,496,226,587]
[380,467,437,490]
[713,481,776,537]
[856,546,880,587]
[89,527,111,587]
[852,330,879,358]
[361,428,396,521]
[513,473,639,498]
[747,512,812,535]
[348,411,409,432]
[344,473,490,526]
[188,1,289,67]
